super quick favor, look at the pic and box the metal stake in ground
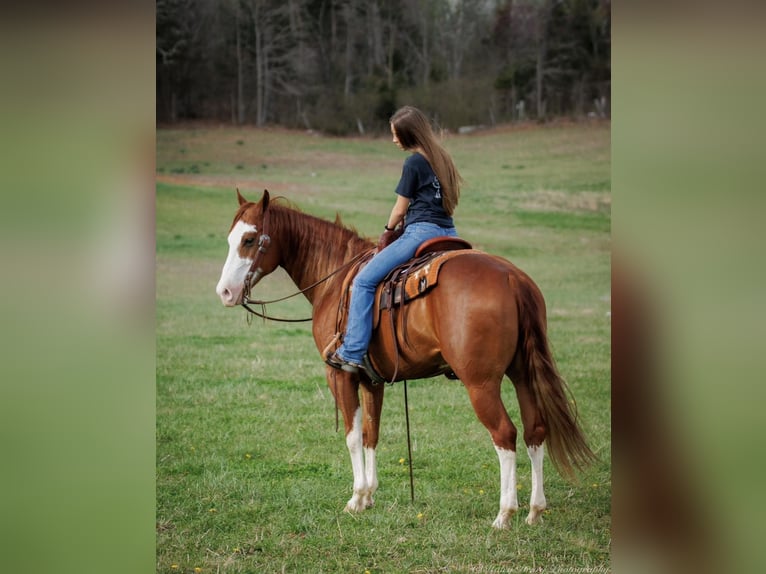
[404,380,415,503]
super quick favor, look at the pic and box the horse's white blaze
[215,220,257,306]
[492,446,518,529]
[526,444,547,525]
[344,407,371,512]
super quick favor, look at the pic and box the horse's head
[216,189,281,306]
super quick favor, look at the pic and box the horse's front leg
[327,368,371,512]
[360,381,385,508]
[345,404,369,512]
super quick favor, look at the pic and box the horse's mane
[267,197,373,287]
[271,196,361,236]
[269,195,367,244]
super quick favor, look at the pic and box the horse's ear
[236,188,248,206]
[261,189,270,212]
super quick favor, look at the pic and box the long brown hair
[390,106,462,215]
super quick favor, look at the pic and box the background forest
[157,0,610,133]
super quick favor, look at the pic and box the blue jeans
[336,222,458,364]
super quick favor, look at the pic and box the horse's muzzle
[216,282,243,306]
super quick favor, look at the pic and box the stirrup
[362,354,389,386]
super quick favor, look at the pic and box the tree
[440,0,485,81]
[155,0,610,130]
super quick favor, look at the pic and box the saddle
[372,237,473,328]
[329,236,473,384]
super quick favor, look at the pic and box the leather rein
[240,206,371,323]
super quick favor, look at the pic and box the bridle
[240,204,307,323]
[242,203,272,300]
[239,205,372,323]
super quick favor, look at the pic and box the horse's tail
[516,274,597,480]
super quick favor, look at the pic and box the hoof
[344,495,368,513]
[491,507,517,529]
[525,505,546,525]
[344,502,364,513]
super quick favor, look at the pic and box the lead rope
[403,379,415,503]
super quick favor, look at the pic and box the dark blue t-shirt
[395,152,454,229]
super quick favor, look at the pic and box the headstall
[239,205,371,323]
[242,206,271,301]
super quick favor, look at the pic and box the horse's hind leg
[509,364,548,524]
[464,379,519,529]
[359,381,385,508]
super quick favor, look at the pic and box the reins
[241,252,371,322]
[239,201,372,322]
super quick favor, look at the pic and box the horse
[215,189,595,528]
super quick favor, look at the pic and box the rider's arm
[385,195,410,230]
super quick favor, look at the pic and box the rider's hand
[377,228,401,251]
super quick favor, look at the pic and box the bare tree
[247,0,313,125]
[157,0,208,121]
[365,1,385,77]
[401,0,438,87]
[155,0,610,130]
[385,2,397,90]
[440,0,485,81]
[534,0,553,120]
[234,0,245,124]
[342,0,355,99]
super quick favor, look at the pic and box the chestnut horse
[215,190,595,528]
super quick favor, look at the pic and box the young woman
[326,105,463,373]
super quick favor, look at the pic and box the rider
[326,105,463,373]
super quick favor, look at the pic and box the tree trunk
[343,2,353,99]
[421,7,430,87]
[235,0,245,124]
[535,0,552,121]
[386,6,395,90]
[536,41,544,120]
[366,2,383,77]
[253,0,265,126]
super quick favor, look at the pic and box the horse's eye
[243,237,255,247]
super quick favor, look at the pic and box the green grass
[156,120,611,573]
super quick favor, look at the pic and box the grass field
[156,120,611,573]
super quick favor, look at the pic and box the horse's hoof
[492,516,509,529]
[492,507,517,529]
[344,499,366,513]
[525,505,545,525]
